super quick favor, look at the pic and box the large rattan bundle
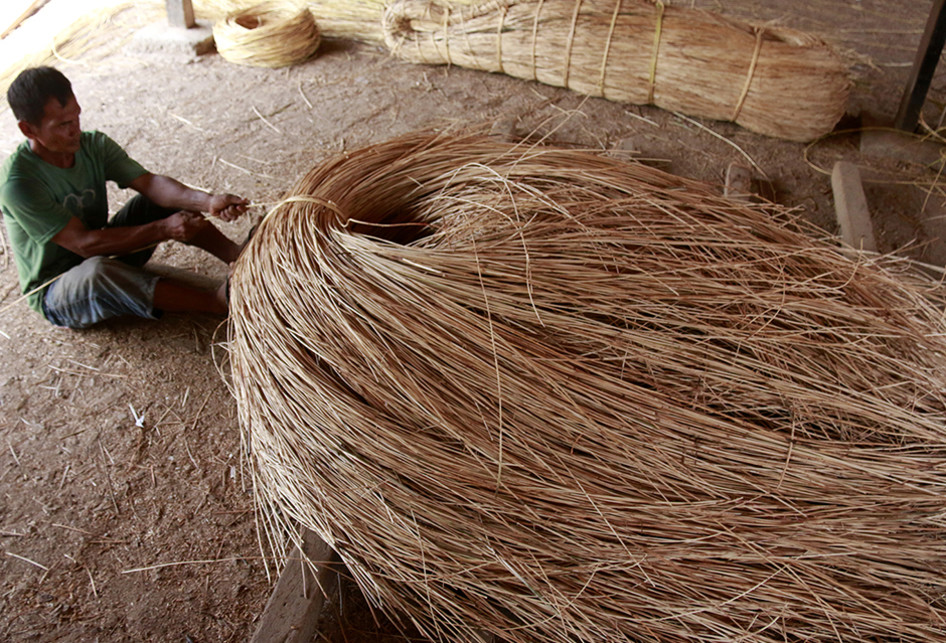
[229,131,946,642]
[382,0,850,141]
[213,1,321,67]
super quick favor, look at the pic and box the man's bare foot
[241,219,261,251]
[214,278,229,313]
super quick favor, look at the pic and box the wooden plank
[251,527,497,642]
[165,0,195,29]
[251,528,340,643]
[831,161,877,253]
[723,162,753,201]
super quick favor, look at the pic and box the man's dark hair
[7,66,73,126]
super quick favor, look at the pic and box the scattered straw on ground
[229,129,946,642]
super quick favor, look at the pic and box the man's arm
[128,173,249,222]
[51,211,208,258]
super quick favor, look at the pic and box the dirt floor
[0,1,944,641]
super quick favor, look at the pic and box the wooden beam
[895,0,946,132]
[1,0,48,40]
[165,0,195,29]
[251,529,340,643]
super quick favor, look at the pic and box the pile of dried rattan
[383,0,850,141]
[229,130,946,642]
[213,1,320,68]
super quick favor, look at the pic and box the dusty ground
[0,1,943,641]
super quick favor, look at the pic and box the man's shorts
[42,195,175,329]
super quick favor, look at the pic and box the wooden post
[1,0,48,40]
[251,529,341,643]
[165,0,196,29]
[895,0,946,132]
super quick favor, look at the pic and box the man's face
[21,93,82,157]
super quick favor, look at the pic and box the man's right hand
[162,211,209,242]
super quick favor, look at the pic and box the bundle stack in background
[197,0,475,43]
[0,1,849,141]
[195,0,851,141]
[196,0,399,43]
[382,0,850,141]
[229,130,946,643]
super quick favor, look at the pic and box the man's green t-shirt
[0,131,147,314]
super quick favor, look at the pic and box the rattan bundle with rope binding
[228,130,946,642]
[213,0,321,68]
[301,0,477,43]
[382,0,850,141]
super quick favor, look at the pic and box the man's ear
[17,120,36,140]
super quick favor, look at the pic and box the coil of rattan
[213,1,321,68]
[230,129,946,643]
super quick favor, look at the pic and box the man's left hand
[209,194,250,222]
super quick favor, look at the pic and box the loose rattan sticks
[229,131,946,642]
[382,0,851,141]
[213,1,321,68]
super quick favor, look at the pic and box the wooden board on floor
[251,527,498,642]
[831,161,877,253]
[251,529,340,643]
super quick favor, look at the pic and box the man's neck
[29,140,75,169]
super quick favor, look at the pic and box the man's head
[8,66,73,127]
[8,67,82,164]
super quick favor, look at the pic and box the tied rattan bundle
[382,0,850,141]
[302,0,389,41]
[303,0,477,43]
[229,131,946,642]
[213,1,321,68]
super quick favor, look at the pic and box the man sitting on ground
[0,66,249,329]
